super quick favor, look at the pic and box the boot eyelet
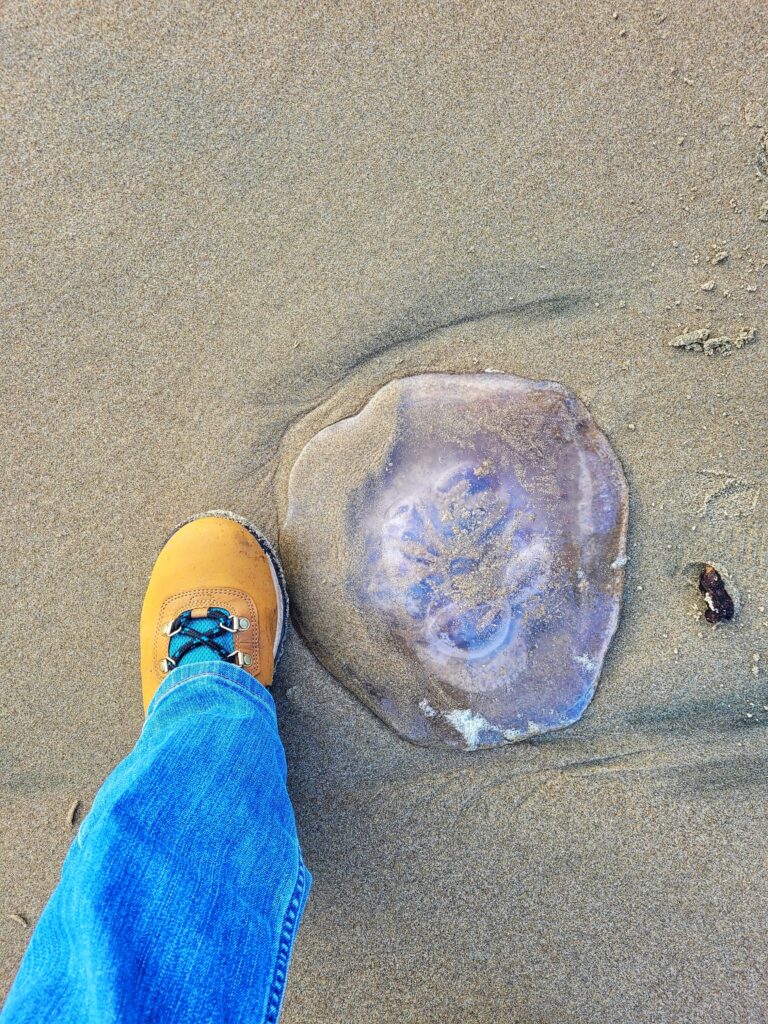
[222,615,250,633]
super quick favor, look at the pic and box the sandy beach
[2,2,767,1020]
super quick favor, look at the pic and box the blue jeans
[1,663,311,1023]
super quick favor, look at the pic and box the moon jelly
[281,373,628,750]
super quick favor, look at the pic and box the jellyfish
[280,373,628,750]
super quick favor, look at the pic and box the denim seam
[262,862,308,1024]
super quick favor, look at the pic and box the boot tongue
[168,607,235,668]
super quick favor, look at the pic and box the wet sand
[2,2,767,1020]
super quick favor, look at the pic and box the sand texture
[1,2,767,1021]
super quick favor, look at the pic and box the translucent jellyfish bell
[281,373,628,750]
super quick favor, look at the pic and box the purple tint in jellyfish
[281,373,628,750]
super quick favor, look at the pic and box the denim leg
[2,663,311,1024]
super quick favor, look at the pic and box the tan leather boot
[140,512,288,711]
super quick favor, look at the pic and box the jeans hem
[146,661,277,722]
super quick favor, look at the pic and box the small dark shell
[698,565,735,624]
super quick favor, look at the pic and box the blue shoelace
[167,608,236,668]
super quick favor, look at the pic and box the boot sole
[169,510,289,664]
